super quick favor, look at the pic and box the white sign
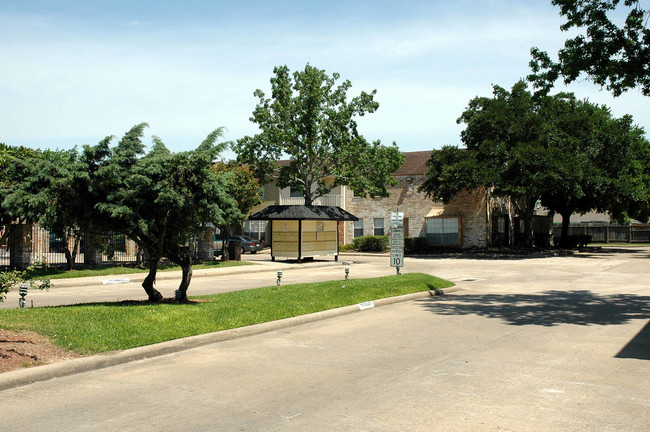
[390,248,404,268]
[102,278,131,285]
[358,301,375,310]
[390,211,404,228]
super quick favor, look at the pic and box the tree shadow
[421,290,650,327]
[616,320,650,360]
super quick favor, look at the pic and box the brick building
[248,151,507,248]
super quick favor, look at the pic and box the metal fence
[0,224,140,269]
[552,224,650,243]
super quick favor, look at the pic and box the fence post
[84,233,104,267]
[9,223,33,270]
[606,225,609,243]
[628,225,632,243]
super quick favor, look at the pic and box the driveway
[1,247,649,430]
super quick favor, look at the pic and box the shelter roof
[248,205,358,221]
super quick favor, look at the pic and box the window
[373,218,384,236]
[354,220,364,238]
[289,188,302,198]
[426,217,460,245]
[258,187,265,201]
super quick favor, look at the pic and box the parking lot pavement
[1,246,649,430]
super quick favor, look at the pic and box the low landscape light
[345,266,350,280]
[276,270,283,288]
[18,283,28,308]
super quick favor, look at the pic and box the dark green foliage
[420,80,650,247]
[82,124,239,301]
[235,64,404,205]
[352,235,389,252]
[404,236,430,254]
[529,0,650,96]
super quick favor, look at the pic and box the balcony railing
[280,195,342,207]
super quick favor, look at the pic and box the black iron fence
[0,225,140,269]
[552,224,650,244]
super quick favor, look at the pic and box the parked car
[230,236,264,254]
[214,236,264,256]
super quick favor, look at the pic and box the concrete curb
[0,286,460,391]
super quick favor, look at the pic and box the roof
[391,151,432,176]
[275,150,433,177]
[249,205,358,221]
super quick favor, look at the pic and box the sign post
[390,211,404,276]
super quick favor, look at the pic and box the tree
[2,148,91,270]
[85,124,239,301]
[529,0,650,96]
[538,95,650,244]
[234,64,404,205]
[454,80,555,246]
[421,81,650,247]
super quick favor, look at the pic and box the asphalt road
[1,247,649,431]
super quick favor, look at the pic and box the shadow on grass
[420,290,650,327]
[51,298,209,308]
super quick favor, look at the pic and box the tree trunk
[142,252,163,302]
[166,245,192,302]
[560,210,573,248]
[176,246,192,302]
[61,230,80,271]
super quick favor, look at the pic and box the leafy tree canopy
[235,64,404,205]
[420,80,650,246]
[530,0,650,96]
[84,124,239,301]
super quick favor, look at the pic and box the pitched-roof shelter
[248,205,358,263]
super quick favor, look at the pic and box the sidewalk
[48,255,345,289]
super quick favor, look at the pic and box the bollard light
[18,283,28,308]
[345,266,350,280]
[276,270,283,288]
[174,289,182,303]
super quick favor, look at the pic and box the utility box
[227,240,241,261]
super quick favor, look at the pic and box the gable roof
[249,205,358,221]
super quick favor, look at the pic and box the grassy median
[0,273,453,354]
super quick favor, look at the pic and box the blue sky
[1,0,647,158]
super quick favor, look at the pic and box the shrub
[405,236,429,253]
[339,243,356,252]
[352,235,389,252]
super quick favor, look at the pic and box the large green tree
[529,0,650,96]
[421,81,650,247]
[538,95,650,244]
[234,64,404,205]
[85,124,239,301]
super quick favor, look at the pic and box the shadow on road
[420,290,650,327]
[616,320,650,360]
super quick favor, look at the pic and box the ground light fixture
[345,266,350,280]
[276,270,283,288]
[18,283,28,308]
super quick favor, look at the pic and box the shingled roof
[249,205,358,221]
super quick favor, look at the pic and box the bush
[405,236,429,253]
[339,243,356,252]
[352,235,389,252]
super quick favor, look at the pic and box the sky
[1,0,648,159]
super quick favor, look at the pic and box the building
[247,151,505,248]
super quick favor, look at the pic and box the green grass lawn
[0,273,453,354]
[25,260,254,280]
